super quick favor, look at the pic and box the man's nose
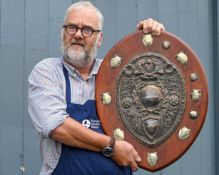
[74,28,84,38]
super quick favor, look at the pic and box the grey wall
[213,0,219,175]
[0,0,216,175]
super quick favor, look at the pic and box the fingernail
[136,156,141,162]
[133,168,138,172]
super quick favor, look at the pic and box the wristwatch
[102,136,116,157]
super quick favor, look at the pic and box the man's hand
[112,140,141,171]
[136,18,165,36]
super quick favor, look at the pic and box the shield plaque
[95,31,208,171]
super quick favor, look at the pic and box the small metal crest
[191,89,201,102]
[113,128,124,140]
[110,55,122,68]
[147,152,158,167]
[179,127,191,140]
[162,41,171,49]
[143,34,153,46]
[101,92,111,105]
[176,52,188,64]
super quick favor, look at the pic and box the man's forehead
[65,7,99,28]
[67,7,99,22]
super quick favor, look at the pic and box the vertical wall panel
[213,0,219,174]
[0,0,25,174]
[1,1,24,47]
[197,0,215,174]
[48,0,72,57]
[0,47,24,175]
[178,0,198,50]
[23,49,49,175]
[25,0,49,50]
[23,0,49,174]
[137,0,158,21]
[93,0,117,59]
[158,0,179,34]
[172,1,201,175]
[115,0,138,40]
[0,0,1,47]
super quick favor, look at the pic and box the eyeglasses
[63,25,101,37]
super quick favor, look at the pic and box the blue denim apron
[52,66,132,175]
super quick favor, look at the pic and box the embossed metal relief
[162,41,171,50]
[113,128,124,140]
[101,92,111,105]
[178,127,191,140]
[147,152,158,167]
[116,52,186,147]
[176,52,188,64]
[191,89,201,101]
[111,55,122,68]
[143,34,153,46]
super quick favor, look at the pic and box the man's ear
[97,32,103,48]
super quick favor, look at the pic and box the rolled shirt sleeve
[28,58,68,137]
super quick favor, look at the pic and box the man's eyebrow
[64,23,77,26]
[65,22,95,28]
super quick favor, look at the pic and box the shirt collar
[63,58,103,79]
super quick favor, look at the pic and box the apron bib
[52,65,132,175]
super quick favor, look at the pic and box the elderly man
[28,1,165,175]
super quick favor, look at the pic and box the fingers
[130,148,141,171]
[132,148,141,162]
[155,23,165,35]
[137,18,165,36]
[130,158,138,171]
[113,141,141,171]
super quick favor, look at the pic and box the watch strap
[109,136,115,148]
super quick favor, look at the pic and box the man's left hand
[136,18,165,35]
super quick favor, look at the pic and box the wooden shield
[95,31,208,171]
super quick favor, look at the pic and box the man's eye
[84,28,92,32]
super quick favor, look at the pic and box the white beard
[66,47,88,67]
[62,42,98,68]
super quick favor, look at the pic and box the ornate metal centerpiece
[116,52,185,147]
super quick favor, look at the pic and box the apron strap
[63,65,71,103]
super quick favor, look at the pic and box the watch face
[102,146,113,157]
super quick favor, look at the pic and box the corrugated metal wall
[0,0,216,175]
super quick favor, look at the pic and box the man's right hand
[50,117,142,171]
[112,140,141,171]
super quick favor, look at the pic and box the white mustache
[71,41,85,47]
